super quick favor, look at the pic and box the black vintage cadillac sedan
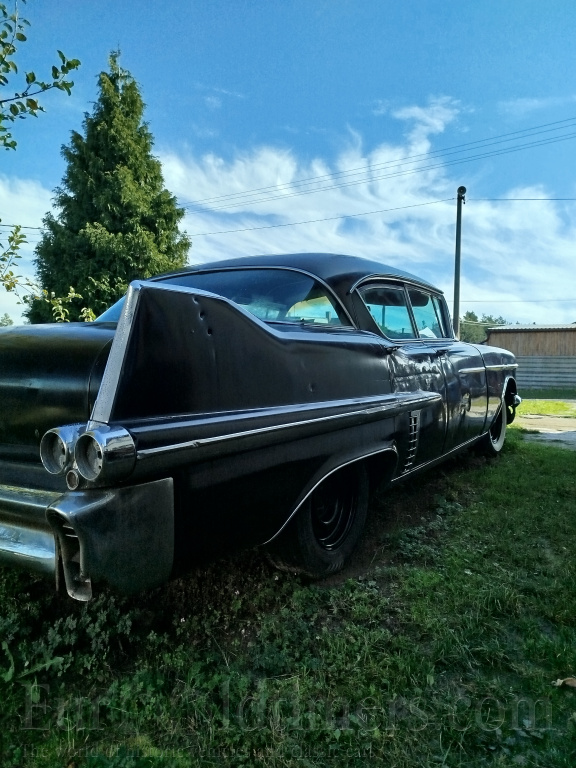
[0,253,520,600]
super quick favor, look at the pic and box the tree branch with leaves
[0,0,80,150]
[0,225,94,321]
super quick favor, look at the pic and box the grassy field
[1,431,576,767]
[519,400,576,418]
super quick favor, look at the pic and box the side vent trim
[401,411,421,474]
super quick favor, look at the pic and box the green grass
[519,399,576,417]
[520,387,576,400]
[2,431,576,767]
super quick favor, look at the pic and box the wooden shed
[485,324,576,389]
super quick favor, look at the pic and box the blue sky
[2,0,576,324]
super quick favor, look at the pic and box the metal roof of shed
[487,324,576,332]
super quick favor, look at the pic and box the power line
[188,195,576,236]
[181,115,576,209]
[0,224,43,230]
[3,196,575,242]
[462,298,576,303]
[470,198,576,202]
[1,115,575,239]
[181,131,576,212]
[188,197,454,236]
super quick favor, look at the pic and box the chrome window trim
[348,274,443,295]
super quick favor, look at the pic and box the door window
[408,289,450,338]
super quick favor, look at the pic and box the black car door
[407,287,488,452]
[357,283,447,466]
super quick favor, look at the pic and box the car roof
[162,253,441,295]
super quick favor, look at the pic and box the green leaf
[25,69,35,83]
[51,64,58,79]
[15,31,26,41]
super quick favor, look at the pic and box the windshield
[96,268,351,327]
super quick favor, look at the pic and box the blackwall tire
[267,463,369,578]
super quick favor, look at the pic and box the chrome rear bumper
[0,478,174,601]
[0,485,62,576]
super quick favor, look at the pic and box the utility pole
[452,185,466,338]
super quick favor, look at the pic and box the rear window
[96,268,351,327]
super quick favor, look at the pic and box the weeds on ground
[1,430,576,766]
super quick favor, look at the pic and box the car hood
[0,322,114,459]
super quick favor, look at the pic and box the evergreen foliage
[28,53,190,322]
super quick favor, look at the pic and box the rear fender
[264,444,398,544]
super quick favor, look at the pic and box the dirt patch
[515,413,576,451]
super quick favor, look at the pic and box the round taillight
[75,433,104,481]
[40,431,69,475]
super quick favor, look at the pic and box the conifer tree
[28,53,189,322]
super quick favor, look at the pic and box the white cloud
[371,99,389,116]
[0,175,52,226]
[452,189,576,324]
[194,83,245,101]
[392,96,460,148]
[160,103,576,326]
[4,100,575,329]
[189,123,219,139]
[0,175,52,322]
[204,95,222,110]
[498,95,576,119]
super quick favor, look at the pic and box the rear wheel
[267,463,369,578]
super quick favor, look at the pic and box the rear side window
[359,284,452,340]
[359,286,417,339]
